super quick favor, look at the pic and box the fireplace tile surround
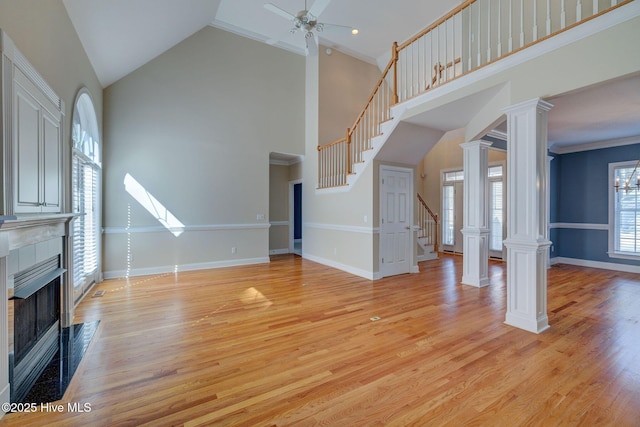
[0,214,76,408]
[22,320,99,404]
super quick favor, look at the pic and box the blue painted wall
[550,142,640,266]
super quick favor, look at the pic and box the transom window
[444,170,464,182]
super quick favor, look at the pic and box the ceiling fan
[264,0,357,55]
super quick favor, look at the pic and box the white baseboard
[550,257,640,274]
[302,252,377,280]
[103,257,270,279]
[411,265,420,273]
[417,253,439,262]
[269,248,290,255]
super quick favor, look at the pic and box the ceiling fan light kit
[264,0,357,55]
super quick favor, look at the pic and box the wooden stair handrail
[347,57,395,139]
[398,0,476,51]
[318,137,347,151]
[318,0,632,189]
[318,58,394,153]
[417,193,438,222]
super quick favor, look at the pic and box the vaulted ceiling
[62,0,640,151]
[63,0,461,88]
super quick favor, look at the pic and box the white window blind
[72,156,99,288]
[613,164,640,255]
[71,90,101,300]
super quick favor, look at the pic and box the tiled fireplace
[0,214,75,405]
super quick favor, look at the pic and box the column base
[504,238,551,333]
[461,275,490,288]
[461,228,490,288]
[505,312,550,334]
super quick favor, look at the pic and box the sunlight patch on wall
[124,173,185,237]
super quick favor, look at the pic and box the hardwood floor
[2,254,640,426]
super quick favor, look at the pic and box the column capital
[502,97,553,115]
[503,237,552,250]
[460,140,493,150]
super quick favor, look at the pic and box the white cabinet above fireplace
[1,30,64,215]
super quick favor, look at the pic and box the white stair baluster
[533,0,538,41]
[409,44,413,98]
[468,5,472,71]
[497,0,503,56]
[419,36,424,90]
[546,0,551,35]
[452,15,456,79]
[577,0,582,21]
[487,0,492,62]
[508,0,513,52]
[520,0,525,47]
[477,2,482,66]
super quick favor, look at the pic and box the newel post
[392,42,399,105]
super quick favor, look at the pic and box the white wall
[303,48,382,279]
[102,26,305,277]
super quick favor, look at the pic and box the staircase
[317,0,633,191]
[417,193,439,261]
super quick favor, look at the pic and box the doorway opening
[290,181,302,256]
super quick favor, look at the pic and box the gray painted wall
[102,26,305,276]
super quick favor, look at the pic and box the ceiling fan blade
[308,0,331,18]
[264,3,295,21]
[318,23,355,34]
[306,33,318,56]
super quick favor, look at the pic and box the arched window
[71,89,101,303]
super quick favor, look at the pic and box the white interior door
[380,167,412,277]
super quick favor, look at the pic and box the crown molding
[550,135,640,154]
[487,130,507,141]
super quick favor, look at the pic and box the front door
[380,167,412,277]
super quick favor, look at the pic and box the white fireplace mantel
[0,213,76,409]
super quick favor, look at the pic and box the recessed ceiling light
[351,28,359,35]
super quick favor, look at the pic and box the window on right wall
[609,160,640,259]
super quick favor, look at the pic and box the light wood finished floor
[2,254,640,426]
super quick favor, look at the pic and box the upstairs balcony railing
[317,0,633,189]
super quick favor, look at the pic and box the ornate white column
[461,140,492,287]
[503,98,553,333]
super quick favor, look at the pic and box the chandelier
[615,159,640,193]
